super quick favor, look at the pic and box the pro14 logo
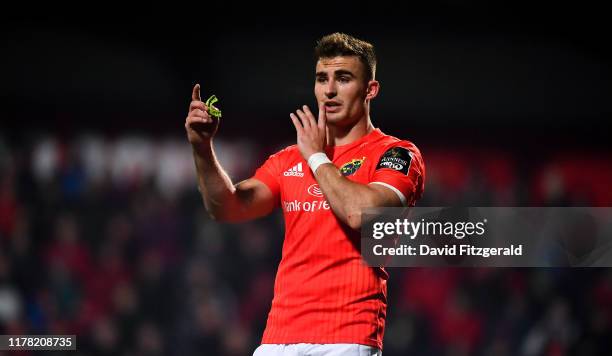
[379,161,404,171]
[376,147,413,175]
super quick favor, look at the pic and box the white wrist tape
[307,152,332,174]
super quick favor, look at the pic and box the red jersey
[253,128,425,350]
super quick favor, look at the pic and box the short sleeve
[253,151,283,201]
[370,144,425,206]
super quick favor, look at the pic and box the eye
[316,77,327,83]
[338,76,351,83]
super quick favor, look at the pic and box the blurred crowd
[0,133,611,356]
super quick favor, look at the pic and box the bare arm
[186,84,276,222]
[311,163,402,229]
[290,105,403,230]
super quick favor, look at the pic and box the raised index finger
[192,84,201,101]
[318,102,327,131]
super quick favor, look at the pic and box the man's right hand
[185,84,220,146]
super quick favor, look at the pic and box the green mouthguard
[205,95,222,119]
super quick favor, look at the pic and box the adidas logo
[283,162,304,177]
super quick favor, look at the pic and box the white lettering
[282,200,301,212]
[283,171,304,177]
[373,245,382,255]
[281,199,332,213]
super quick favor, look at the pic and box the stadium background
[1,7,612,356]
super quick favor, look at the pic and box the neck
[326,115,374,146]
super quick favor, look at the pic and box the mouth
[324,101,341,113]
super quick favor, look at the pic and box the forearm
[288,104,401,229]
[314,163,379,229]
[191,140,240,220]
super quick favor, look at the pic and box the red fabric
[46,242,93,282]
[0,183,17,238]
[423,151,470,194]
[400,268,462,324]
[533,154,612,206]
[254,128,425,350]
[436,302,482,351]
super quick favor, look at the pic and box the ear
[365,80,380,100]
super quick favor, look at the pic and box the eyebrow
[316,69,356,78]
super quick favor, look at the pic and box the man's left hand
[290,104,327,160]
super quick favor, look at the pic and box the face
[314,56,378,127]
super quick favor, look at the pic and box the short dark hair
[314,32,377,82]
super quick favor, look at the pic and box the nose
[325,80,337,99]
